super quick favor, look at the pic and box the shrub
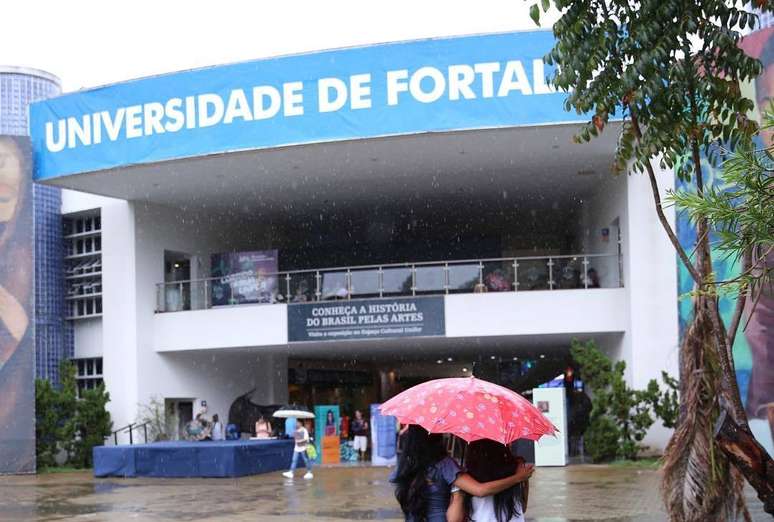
[571,339,678,461]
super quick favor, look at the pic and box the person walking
[351,409,369,461]
[391,426,532,522]
[282,419,313,480]
[446,439,529,522]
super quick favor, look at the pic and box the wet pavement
[0,464,768,521]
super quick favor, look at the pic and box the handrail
[110,421,150,445]
[156,252,623,312]
[156,253,618,287]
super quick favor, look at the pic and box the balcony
[155,253,622,314]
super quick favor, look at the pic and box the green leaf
[541,0,550,12]
[530,4,540,25]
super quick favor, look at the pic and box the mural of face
[756,63,774,146]
[0,139,23,224]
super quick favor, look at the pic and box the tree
[72,384,112,469]
[527,1,774,519]
[137,396,170,442]
[570,339,678,461]
[34,378,59,468]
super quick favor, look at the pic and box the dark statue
[227,389,283,436]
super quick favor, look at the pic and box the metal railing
[156,253,622,313]
[109,422,149,445]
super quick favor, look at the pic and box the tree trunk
[661,298,748,521]
[715,410,774,516]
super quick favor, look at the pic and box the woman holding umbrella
[392,425,533,522]
[382,377,556,522]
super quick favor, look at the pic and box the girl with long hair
[452,439,528,522]
[392,426,533,522]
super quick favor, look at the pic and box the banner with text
[210,250,278,306]
[30,31,585,181]
[288,297,445,342]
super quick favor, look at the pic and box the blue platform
[93,439,294,478]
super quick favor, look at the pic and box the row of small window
[75,357,103,378]
[67,280,102,296]
[63,215,101,236]
[67,297,102,318]
[66,257,102,276]
[65,237,101,257]
[72,358,104,397]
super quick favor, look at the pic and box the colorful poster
[0,136,35,474]
[287,296,445,342]
[676,27,774,452]
[210,250,278,306]
[314,405,340,465]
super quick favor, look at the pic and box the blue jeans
[290,450,312,471]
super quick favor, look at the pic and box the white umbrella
[272,407,315,419]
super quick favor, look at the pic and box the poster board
[210,250,278,306]
[370,404,397,466]
[532,387,568,467]
[314,405,340,464]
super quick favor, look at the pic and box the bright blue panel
[30,31,582,181]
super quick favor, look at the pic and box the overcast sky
[0,0,556,92]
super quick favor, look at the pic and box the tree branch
[727,247,752,352]
[627,109,703,285]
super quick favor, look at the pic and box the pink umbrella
[380,377,557,444]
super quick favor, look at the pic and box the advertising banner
[314,405,340,465]
[210,250,278,306]
[29,31,586,181]
[0,136,35,474]
[288,296,445,343]
[532,387,568,467]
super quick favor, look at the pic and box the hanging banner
[0,136,35,474]
[210,250,278,306]
[29,31,586,181]
[288,296,445,342]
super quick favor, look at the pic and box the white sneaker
[282,471,293,479]
[303,472,314,480]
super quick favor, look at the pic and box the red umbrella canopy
[380,376,557,444]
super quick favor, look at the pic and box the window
[73,357,104,397]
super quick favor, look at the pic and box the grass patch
[607,457,661,469]
[37,466,91,474]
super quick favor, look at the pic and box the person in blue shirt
[391,425,533,522]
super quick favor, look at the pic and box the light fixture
[512,357,519,361]
[447,357,453,362]
[490,355,496,360]
[539,354,546,359]
[173,263,180,268]
[462,368,468,373]
[436,359,443,364]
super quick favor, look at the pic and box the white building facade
[32,29,679,451]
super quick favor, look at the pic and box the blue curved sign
[30,30,582,181]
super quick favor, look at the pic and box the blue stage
[93,439,294,478]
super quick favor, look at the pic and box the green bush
[571,339,679,462]
[34,361,111,470]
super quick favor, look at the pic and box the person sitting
[255,415,273,439]
[211,414,224,441]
